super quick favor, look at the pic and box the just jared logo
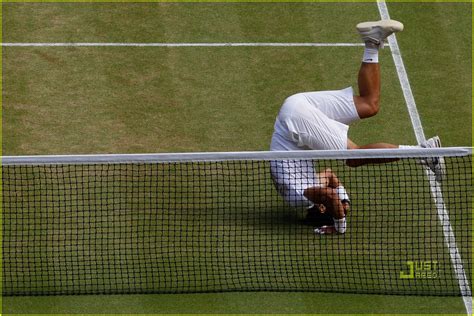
[399,261,439,279]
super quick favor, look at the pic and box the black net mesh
[2,155,472,296]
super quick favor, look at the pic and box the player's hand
[314,225,338,235]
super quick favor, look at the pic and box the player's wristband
[333,217,346,234]
[335,186,350,204]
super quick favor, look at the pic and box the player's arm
[303,187,346,234]
[305,169,351,234]
[316,168,351,214]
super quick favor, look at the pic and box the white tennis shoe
[420,136,446,182]
[356,19,404,48]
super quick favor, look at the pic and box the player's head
[306,205,334,227]
[305,201,350,227]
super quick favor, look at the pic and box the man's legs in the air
[353,19,403,119]
[345,20,444,181]
[345,19,404,166]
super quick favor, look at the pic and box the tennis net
[2,148,472,296]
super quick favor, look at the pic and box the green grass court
[2,1,472,314]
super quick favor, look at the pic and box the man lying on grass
[270,19,444,234]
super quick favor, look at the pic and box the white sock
[362,47,379,63]
[333,217,346,234]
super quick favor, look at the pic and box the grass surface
[4,46,411,154]
[388,2,472,146]
[2,292,468,314]
[2,1,472,315]
[3,2,416,155]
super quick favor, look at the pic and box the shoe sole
[356,19,404,33]
[424,136,446,182]
[434,136,446,181]
[421,135,441,149]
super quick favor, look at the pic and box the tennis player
[270,19,444,235]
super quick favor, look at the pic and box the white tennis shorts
[270,87,360,208]
[272,87,360,151]
[270,159,319,208]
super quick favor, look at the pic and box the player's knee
[323,168,333,174]
[323,168,338,183]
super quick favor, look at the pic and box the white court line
[1,42,365,47]
[377,1,472,314]
[377,7,426,144]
